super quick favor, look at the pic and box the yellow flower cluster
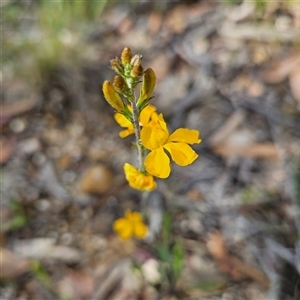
[102,47,201,191]
[102,47,201,239]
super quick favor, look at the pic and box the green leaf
[156,243,170,263]
[171,241,184,282]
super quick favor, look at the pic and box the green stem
[131,94,143,170]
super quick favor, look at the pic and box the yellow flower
[113,209,148,240]
[124,163,157,191]
[114,104,157,138]
[141,113,201,178]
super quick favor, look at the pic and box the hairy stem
[131,94,143,170]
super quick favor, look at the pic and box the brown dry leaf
[206,232,269,287]
[213,143,279,160]
[289,63,300,104]
[230,257,270,288]
[261,51,300,84]
[58,268,95,300]
[206,231,228,261]
[0,96,39,126]
[0,138,15,164]
[208,110,245,147]
[0,247,30,278]
[206,231,241,280]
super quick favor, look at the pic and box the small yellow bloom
[141,113,201,178]
[113,209,148,240]
[114,104,157,138]
[124,163,157,191]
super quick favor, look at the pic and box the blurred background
[1,0,300,299]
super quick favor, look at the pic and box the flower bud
[130,63,143,78]
[113,75,127,94]
[137,68,156,107]
[110,58,123,75]
[102,80,124,112]
[121,47,133,65]
[130,54,142,67]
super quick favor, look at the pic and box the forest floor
[1,1,300,299]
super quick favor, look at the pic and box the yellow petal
[124,163,137,179]
[126,210,143,222]
[102,81,124,112]
[142,176,157,191]
[149,113,169,134]
[114,113,133,128]
[114,113,134,138]
[131,174,157,191]
[144,148,171,178]
[113,218,133,240]
[119,128,134,138]
[163,142,198,166]
[141,126,169,150]
[118,228,133,239]
[124,163,157,191]
[113,218,128,231]
[139,104,157,126]
[168,128,201,144]
[134,222,148,239]
[158,114,169,134]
